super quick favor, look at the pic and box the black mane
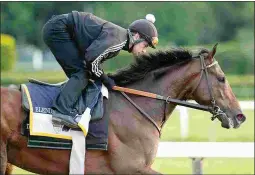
[109,47,209,86]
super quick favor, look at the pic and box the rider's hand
[105,77,116,90]
[101,74,116,90]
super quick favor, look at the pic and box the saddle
[21,78,107,122]
[20,78,110,150]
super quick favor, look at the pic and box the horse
[1,44,246,174]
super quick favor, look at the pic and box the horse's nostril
[236,114,246,122]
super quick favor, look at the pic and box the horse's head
[186,44,246,129]
[110,45,246,129]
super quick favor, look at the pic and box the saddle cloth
[20,78,110,150]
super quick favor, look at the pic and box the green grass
[12,109,254,174]
[1,70,67,85]
[13,158,255,175]
[13,158,255,174]
[1,70,253,86]
[13,167,35,174]
[1,69,254,99]
[160,109,254,142]
[152,158,254,174]
[226,75,254,86]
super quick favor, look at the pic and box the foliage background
[1,2,254,99]
[1,2,254,47]
[1,2,254,174]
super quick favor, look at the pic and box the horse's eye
[218,76,225,83]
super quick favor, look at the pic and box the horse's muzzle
[221,113,246,129]
[217,112,246,129]
[233,113,246,129]
[218,113,233,129]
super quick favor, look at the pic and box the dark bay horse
[1,45,246,174]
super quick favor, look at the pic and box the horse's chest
[109,135,158,173]
[140,137,158,164]
[124,135,158,166]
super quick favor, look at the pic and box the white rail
[176,101,254,139]
[157,142,254,158]
[161,101,254,174]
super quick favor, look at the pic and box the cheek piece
[127,29,146,53]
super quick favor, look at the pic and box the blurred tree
[1,2,88,47]
[1,34,16,71]
[208,2,253,42]
[1,2,253,48]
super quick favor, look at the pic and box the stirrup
[52,114,79,129]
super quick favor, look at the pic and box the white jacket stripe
[91,40,127,77]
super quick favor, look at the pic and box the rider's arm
[85,30,126,82]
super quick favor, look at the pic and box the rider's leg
[42,14,88,128]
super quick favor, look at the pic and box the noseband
[189,55,225,121]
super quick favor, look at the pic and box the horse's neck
[123,64,191,126]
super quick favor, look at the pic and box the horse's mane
[109,47,209,86]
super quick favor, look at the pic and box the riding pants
[42,14,89,116]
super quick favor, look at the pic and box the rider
[42,11,159,128]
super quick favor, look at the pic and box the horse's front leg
[0,142,7,174]
[137,167,162,174]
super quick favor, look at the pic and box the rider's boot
[52,109,81,128]
[51,71,89,128]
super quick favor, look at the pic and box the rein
[112,55,223,135]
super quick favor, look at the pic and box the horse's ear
[208,43,218,61]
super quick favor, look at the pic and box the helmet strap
[127,29,146,52]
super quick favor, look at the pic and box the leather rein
[113,55,224,136]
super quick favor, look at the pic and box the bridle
[115,54,227,136]
[188,55,225,122]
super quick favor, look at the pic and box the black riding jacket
[67,11,129,79]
